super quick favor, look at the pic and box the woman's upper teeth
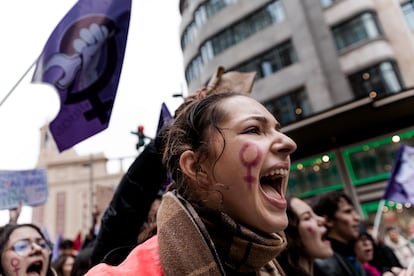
[263,168,288,178]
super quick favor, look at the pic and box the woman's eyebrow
[244,115,268,124]
[247,115,281,129]
[252,115,267,121]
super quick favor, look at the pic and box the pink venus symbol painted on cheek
[306,226,316,236]
[239,143,262,187]
[11,257,20,276]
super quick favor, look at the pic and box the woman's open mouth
[321,230,329,242]
[27,260,44,276]
[260,168,288,208]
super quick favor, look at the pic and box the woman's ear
[180,150,198,181]
[179,150,209,184]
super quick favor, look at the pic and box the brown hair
[163,92,246,203]
[311,190,354,220]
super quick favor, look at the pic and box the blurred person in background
[354,230,381,276]
[311,190,364,276]
[52,254,75,276]
[355,228,412,276]
[70,246,94,276]
[0,223,55,276]
[58,239,76,257]
[277,196,333,275]
[361,221,403,274]
[384,225,414,268]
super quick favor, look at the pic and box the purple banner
[383,144,414,204]
[157,102,173,192]
[32,0,132,152]
[156,102,173,135]
[0,169,48,210]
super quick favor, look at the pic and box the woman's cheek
[301,225,316,240]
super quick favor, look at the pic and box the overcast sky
[0,0,185,224]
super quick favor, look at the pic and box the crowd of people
[1,66,414,275]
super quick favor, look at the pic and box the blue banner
[0,169,48,210]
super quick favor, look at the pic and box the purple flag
[156,103,173,193]
[32,0,132,152]
[383,144,414,204]
[156,102,173,135]
[52,234,62,262]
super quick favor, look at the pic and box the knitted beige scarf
[157,191,286,276]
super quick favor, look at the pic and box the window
[234,41,297,79]
[205,0,234,18]
[348,61,403,99]
[209,0,285,56]
[200,41,214,62]
[264,88,312,126]
[182,22,198,51]
[320,0,336,8]
[268,0,285,22]
[181,0,238,50]
[185,56,203,85]
[402,1,414,30]
[185,0,285,84]
[332,12,383,51]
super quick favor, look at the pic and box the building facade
[178,0,414,221]
[32,125,125,242]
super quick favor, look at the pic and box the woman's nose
[272,132,297,155]
[30,242,43,253]
[316,215,326,225]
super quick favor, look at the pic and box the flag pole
[0,59,37,108]
[372,199,385,240]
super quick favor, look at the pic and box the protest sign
[0,169,48,210]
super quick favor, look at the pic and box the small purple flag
[156,102,173,135]
[383,144,414,204]
[32,0,132,152]
[156,103,172,193]
[52,233,62,262]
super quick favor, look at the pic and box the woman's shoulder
[85,235,163,276]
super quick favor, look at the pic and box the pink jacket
[85,235,163,276]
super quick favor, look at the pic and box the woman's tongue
[262,183,282,199]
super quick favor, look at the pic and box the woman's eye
[300,212,312,221]
[243,127,260,134]
[15,243,27,251]
[302,216,311,221]
[13,240,29,252]
[37,240,49,249]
